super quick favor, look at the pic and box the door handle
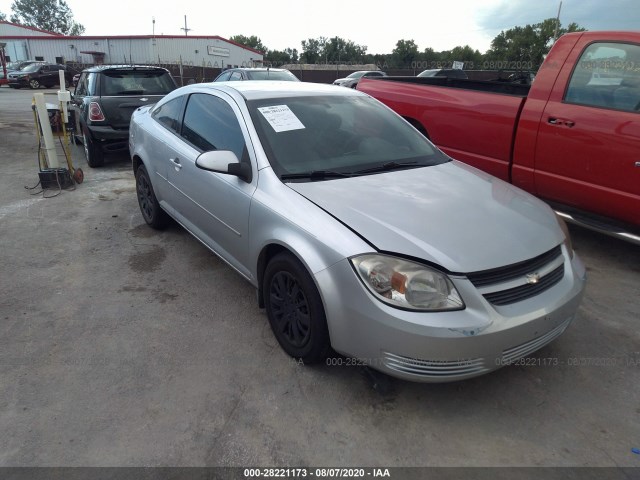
[635,162,640,168]
[548,118,575,127]
[169,158,182,170]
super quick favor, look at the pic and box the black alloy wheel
[264,253,330,363]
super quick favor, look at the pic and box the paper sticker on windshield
[258,105,305,132]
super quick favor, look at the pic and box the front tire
[263,253,330,364]
[83,131,104,167]
[29,79,40,89]
[136,165,169,229]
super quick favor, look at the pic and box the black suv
[71,65,177,167]
[7,63,72,89]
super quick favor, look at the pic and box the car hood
[287,162,563,273]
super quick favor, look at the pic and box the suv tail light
[89,102,105,122]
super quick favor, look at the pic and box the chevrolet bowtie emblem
[526,273,541,284]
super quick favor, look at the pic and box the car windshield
[248,94,448,181]
[102,70,176,95]
[21,64,42,73]
[248,70,298,81]
[346,71,367,79]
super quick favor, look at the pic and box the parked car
[129,81,586,383]
[7,63,72,89]
[333,70,387,88]
[417,68,468,79]
[358,31,640,244]
[5,60,46,73]
[71,65,177,167]
[214,68,299,82]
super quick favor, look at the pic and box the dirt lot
[0,85,639,470]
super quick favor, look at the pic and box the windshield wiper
[280,170,353,181]
[351,161,419,175]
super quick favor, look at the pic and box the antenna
[152,17,155,36]
[180,15,191,36]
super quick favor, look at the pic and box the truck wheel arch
[403,117,430,139]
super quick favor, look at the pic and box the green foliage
[0,11,7,21]
[391,39,419,67]
[301,38,321,63]
[10,0,84,35]
[266,48,299,65]
[302,36,367,64]
[486,18,586,68]
[229,35,267,53]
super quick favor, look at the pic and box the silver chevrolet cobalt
[129,81,586,382]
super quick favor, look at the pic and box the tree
[391,39,419,67]
[0,11,7,21]
[322,36,367,63]
[10,0,84,35]
[266,48,298,65]
[229,35,267,53]
[301,38,321,64]
[486,18,585,68]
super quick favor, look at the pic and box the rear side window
[216,71,232,81]
[229,71,243,81]
[565,42,640,112]
[152,96,185,134]
[75,73,88,96]
[102,70,176,96]
[181,94,246,158]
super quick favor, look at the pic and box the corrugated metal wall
[7,36,262,66]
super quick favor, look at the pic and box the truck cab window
[565,42,640,112]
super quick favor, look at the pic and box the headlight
[350,254,464,311]
[555,214,574,259]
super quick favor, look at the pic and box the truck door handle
[169,158,182,170]
[548,117,575,127]
[635,162,640,168]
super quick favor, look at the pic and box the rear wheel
[83,131,104,167]
[29,79,40,89]
[263,253,330,364]
[136,165,169,229]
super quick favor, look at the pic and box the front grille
[467,246,562,287]
[483,264,565,306]
[466,245,565,306]
[382,352,489,378]
[501,316,573,364]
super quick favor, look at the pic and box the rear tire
[136,165,169,229]
[83,131,104,167]
[29,79,40,89]
[263,253,330,364]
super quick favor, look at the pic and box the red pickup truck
[358,31,640,244]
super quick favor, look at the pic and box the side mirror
[195,150,252,183]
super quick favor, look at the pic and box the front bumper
[315,247,586,382]
[8,78,28,87]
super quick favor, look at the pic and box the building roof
[0,24,264,56]
[0,20,62,37]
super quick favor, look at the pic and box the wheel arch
[403,116,430,139]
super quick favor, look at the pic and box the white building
[0,21,263,68]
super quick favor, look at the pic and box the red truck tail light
[89,102,105,122]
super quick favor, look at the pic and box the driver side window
[180,94,246,159]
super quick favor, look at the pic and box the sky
[1,0,639,54]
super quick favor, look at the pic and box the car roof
[225,67,290,72]
[171,80,364,101]
[81,64,170,73]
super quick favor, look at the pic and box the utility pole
[554,1,563,42]
[180,15,191,36]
